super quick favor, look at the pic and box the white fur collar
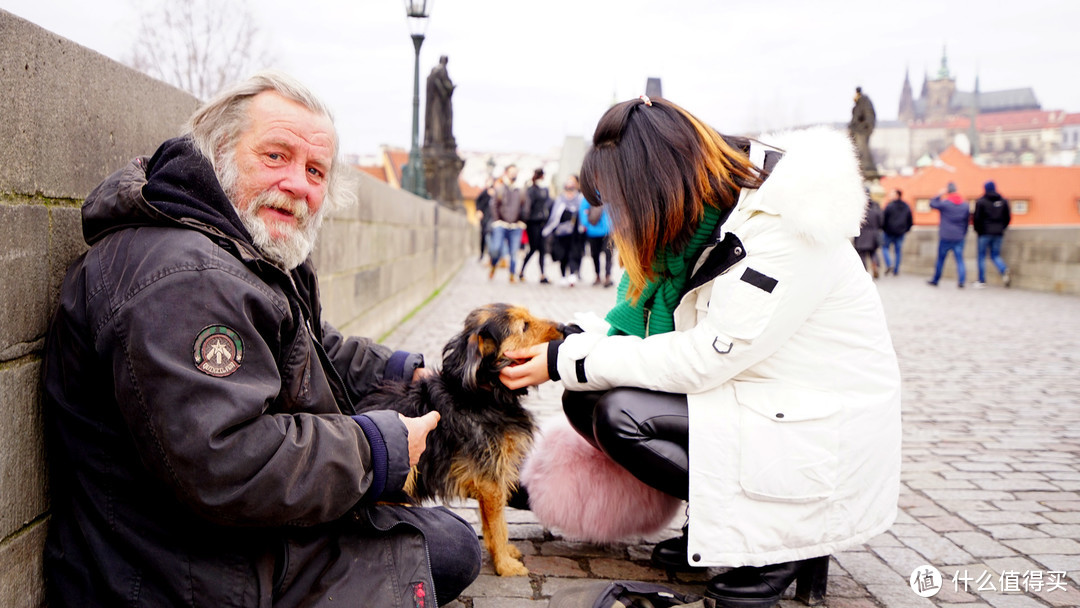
[738,127,867,244]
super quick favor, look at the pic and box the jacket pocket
[735,382,840,503]
[709,270,781,341]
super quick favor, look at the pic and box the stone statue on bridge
[848,86,878,180]
[423,55,464,207]
[424,55,456,149]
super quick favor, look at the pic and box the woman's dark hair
[579,97,763,301]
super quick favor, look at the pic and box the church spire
[937,44,952,80]
[899,66,916,122]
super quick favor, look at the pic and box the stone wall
[0,10,473,606]
[889,226,1080,293]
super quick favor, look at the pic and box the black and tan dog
[356,303,565,576]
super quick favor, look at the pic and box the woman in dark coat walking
[520,168,552,283]
[854,194,883,278]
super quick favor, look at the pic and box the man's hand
[411,366,435,382]
[398,411,440,467]
[499,343,550,390]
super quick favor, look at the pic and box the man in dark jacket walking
[973,181,1012,288]
[881,188,913,275]
[42,71,481,607]
[927,182,971,288]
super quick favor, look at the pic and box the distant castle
[869,48,1079,170]
[897,48,1040,124]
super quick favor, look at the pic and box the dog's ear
[461,328,499,390]
[442,315,502,392]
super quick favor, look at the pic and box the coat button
[692,553,702,562]
[734,246,743,256]
[775,413,785,418]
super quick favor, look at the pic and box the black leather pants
[562,388,689,500]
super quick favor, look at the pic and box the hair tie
[638,94,652,107]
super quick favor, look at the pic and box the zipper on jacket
[644,307,652,338]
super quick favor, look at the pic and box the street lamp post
[402,0,431,198]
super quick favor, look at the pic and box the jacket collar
[719,127,867,246]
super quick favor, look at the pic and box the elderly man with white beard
[42,71,481,608]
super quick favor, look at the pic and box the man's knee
[424,507,481,602]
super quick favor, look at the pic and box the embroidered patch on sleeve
[193,325,244,377]
[740,267,778,293]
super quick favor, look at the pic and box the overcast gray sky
[4,0,1078,157]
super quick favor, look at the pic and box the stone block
[588,558,666,582]
[521,555,585,578]
[0,203,50,357]
[833,551,903,585]
[460,573,533,598]
[0,360,48,541]
[1001,538,1080,555]
[899,535,975,566]
[0,10,199,199]
[46,205,87,319]
[944,532,1017,559]
[0,519,47,608]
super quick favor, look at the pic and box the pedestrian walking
[488,165,527,282]
[580,200,614,287]
[501,96,900,608]
[542,175,586,286]
[520,168,552,283]
[927,181,970,288]
[973,181,1012,288]
[853,192,883,278]
[881,188,913,275]
[475,177,494,261]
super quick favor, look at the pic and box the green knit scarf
[606,205,722,337]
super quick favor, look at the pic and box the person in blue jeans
[928,182,970,288]
[973,181,1012,288]
[488,165,527,282]
[881,189,913,275]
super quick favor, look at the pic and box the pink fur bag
[519,417,682,543]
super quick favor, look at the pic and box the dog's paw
[494,557,529,577]
[507,543,523,559]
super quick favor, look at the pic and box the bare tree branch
[124,0,274,100]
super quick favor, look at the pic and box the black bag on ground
[548,580,705,608]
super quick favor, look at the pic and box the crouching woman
[501,96,901,608]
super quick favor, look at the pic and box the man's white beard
[235,189,324,271]
[218,154,324,271]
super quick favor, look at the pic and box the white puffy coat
[554,127,901,567]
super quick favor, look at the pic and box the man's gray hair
[185,70,352,209]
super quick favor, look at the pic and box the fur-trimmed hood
[737,127,867,245]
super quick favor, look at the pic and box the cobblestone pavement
[381,255,1080,608]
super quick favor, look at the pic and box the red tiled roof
[353,164,388,182]
[459,180,482,200]
[385,149,409,188]
[880,146,1080,227]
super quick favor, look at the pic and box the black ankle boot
[705,555,829,607]
[650,526,706,572]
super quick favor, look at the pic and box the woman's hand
[500,343,551,390]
